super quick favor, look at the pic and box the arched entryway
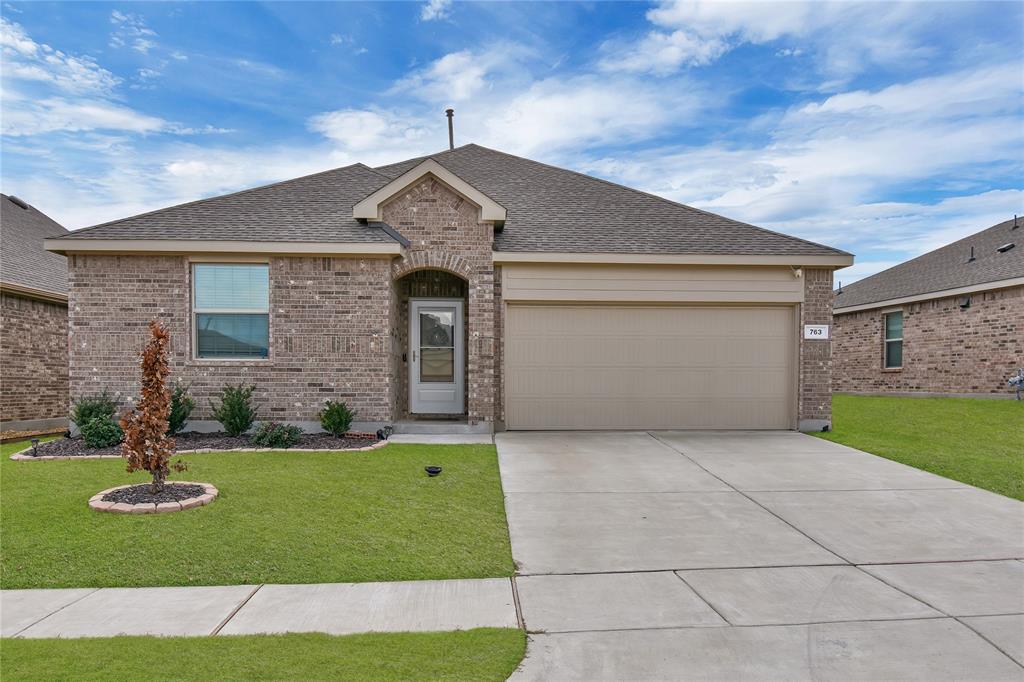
[392,269,469,420]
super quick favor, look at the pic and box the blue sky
[2,1,1022,283]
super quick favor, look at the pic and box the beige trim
[834,277,1024,314]
[0,281,68,303]
[44,239,402,257]
[501,262,804,304]
[188,254,271,263]
[353,159,507,223]
[492,251,854,268]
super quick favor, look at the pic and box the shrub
[81,416,123,449]
[168,382,196,436]
[120,320,179,492]
[71,392,117,429]
[211,384,258,437]
[250,422,303,449]
[319,400,355,437]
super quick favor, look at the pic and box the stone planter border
[88,481,218,514]
[11,439,389,461]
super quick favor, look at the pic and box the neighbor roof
[51,144,848,259]
[1,194,69,297]
[835,218,1024,311]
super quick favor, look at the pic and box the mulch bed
[102,483,206,505]
[18,431,381,458]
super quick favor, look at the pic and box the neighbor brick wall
[833,284,1023,395]
[799,268,834,428]
[383,175,497,425]
[66,254,393,424]
[0,291,69,425]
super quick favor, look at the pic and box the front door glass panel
[419,311,455,382]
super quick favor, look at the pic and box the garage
[504,304,795,430]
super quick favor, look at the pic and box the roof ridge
[838,218,1017,294]
[62,162,376,236]
[461,144,850,257]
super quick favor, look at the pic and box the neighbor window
[883,311,903,369]
[192,263,269,359]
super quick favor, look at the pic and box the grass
[0,629,527,681]
[1,436,59,458]
[815,395,1024,500]
[1,443,514,589]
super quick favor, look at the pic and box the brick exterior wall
[67,254,393,424]
[0,292,69,426]
[799,268,834,429]
[383,175,497,425]
[833,284,1023,396]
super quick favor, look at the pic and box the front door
[409,299,464,414]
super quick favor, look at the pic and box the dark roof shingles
[835,218,1024,309]
[54,144,847,258]
[0,194,69,295]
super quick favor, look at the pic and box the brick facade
[67,254,393,425]
[799,268,834,429]
[382,176,497,426]
[0,292,69,427]
[833,284,1023,396]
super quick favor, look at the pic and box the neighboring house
[833,218,1023,397]
[1,194,70,431]
[44,144,852,432]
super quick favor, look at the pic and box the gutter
[0,281,68,303]
[834,276,1024,313]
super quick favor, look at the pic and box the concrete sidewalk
[1,577,519,639]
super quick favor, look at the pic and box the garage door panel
[505,305,794,430]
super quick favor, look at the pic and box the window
[193,263,269,359]
[883,311,903,369]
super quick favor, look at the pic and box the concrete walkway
[1,578,518,639]
[499,431,1024,681]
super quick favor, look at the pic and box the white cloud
[601,1,946,82]
[109,10,158,54]
[420,0,452,22]
[1,95,167,136]
[578,61,1023,267]
[1,17,120,94]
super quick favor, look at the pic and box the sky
[1,1,1022,284]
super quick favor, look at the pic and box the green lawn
[0,629,526,682]
[816,395,1024,500]
[1,443,514,589]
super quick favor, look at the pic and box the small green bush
[168,383,196,436]
[80,416,123,449]
[250,422,302,449]
[211,384,258,437]
[319,400,355,437]
[71,392,117,428]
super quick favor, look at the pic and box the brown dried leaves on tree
[120,320,183,493]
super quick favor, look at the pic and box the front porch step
[390,420,492,435]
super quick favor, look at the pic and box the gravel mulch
[17,431,381,458]
[102,483,206,505]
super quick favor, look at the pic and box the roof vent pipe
[967,246,976,262]
[445,108,454,150]
[1014,214,1019,230]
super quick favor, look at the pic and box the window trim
[883,310,903,370]
[191,262,271,361]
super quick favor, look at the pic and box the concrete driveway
[498,431,1024,681]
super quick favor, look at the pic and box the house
[833,218,1023,397]
[1,194,70,432]
[44,144,853,433]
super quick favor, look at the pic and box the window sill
[881,367,903,373]
[186,358,272,367]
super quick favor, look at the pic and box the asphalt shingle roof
[57,164,395,243]
[53,144,847,258]
[835,218,1024,310]
[1,194,69,296]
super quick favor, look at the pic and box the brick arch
[391,251,473,282]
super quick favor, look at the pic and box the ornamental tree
[120,320,176,493]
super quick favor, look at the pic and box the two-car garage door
[504,305,795,430]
